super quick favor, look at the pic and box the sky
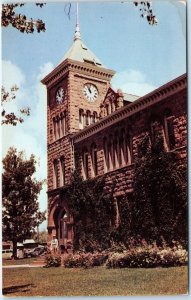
[1,0,187,231]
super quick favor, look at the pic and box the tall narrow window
[83,149,89,179]
[53,159,59,188]
[60,112,65,137]
[79,109,84,129]
[106,105,109,116]
[125,135,131,165]
[56,116,60,139]
[150,118,160,144]
[103,138,108,173]
[91,143,98,177]
[53,117,56,140]
[92,112,97,124]
[120,129,126,166]
[108,139,113,171]
[64,111,67,135]
[164,111,175,150]
[113,139,119,169]
[86,111,90,126]
[110,100,113,113]
[129,135,134,163]
[60,156,65,186]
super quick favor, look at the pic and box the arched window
[150,115,161,144]
[60,111,66,136]
[113,137,119,169]
[79,109,84,129]
[53,117,57,140]
[60,156,65,186]
[106,104,109,116]
[53,159,59,188]
[164,109,175,150]
[110,100,113,113]
[86,111,91,126]
[103,137,109,173]
[56,116,60,139]
[119,130,125,166]
[108,135,113,171]
[83,148,89,179]
[125,134,131,165]
[92,112,97,124]
[91,143,98,177]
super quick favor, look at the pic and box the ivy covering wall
[65,131,187,252]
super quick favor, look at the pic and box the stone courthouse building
[41,21,187,249]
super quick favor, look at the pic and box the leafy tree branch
[2,3,46,33]
[1,86,30,126]
[133,1,157,25]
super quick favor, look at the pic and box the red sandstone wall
[75,89,187,196]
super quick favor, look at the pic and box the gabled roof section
[102,87,117,103]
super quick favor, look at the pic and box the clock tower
[41,16,115,248]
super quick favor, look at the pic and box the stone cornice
[72,74,187,144]
[41,58,115,88]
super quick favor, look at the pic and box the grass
[2,257,36,266]
[2,266,188,296]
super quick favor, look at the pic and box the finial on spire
[74,3,81,41]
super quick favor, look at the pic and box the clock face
[56,87,64,104]
[83,84,98,102]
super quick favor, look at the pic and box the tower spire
[74,3,81,41]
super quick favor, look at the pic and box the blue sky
[2,1,186,230]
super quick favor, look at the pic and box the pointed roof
[58,9,105,68]
[41,7,115,86]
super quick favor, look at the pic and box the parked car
[24,246,46,258]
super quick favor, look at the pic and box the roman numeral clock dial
[83,84,98,102]
[56,87,65,104]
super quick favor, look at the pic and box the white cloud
[2,61,54,231]
[2,60,26,89]
[2,60,28,114]
[111,69,157,96]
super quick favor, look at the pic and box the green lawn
[2,266,188,296]
[2,258,36,266]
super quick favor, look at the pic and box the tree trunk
[12,239,17,259]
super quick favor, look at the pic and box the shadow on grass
[3,284,36,295]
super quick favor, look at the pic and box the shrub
[63,252,108,269]
[44,252,61,268]
[106,242,188,269]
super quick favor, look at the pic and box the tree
[2,3,46,33]
[133,130,187,246]
[1,86,30,126]
[2,148,46,258]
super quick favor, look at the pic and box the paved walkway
[2,264,44,268]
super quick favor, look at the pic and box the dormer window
[84,59,95,65]
[82,45,88,50]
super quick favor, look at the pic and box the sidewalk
[2,264,44,268]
